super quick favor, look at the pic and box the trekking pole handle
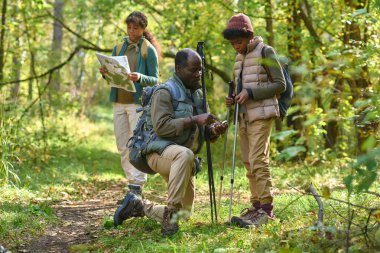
[228,81,234,98]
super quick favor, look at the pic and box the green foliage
[0,0,379,250]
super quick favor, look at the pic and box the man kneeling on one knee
[114,48,228,236]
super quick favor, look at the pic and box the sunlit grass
[1,105,378,252]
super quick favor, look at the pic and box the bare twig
[308,183,324,227]
[0,45,111,87]
[163,52,231,83]
[277,193,307,216]
[329,203,360,227]
[298,1,323,46]
[19,72,52,121]
[366,191,380,197]
[287,184,378,211]
[46,10,101,50]
[346,209,354,253]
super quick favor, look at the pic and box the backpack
[261,45,294,119]
[115,38,150,60]
[127,80,181,175]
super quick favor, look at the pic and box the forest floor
[1,107,378,253]
[16,181,124,253]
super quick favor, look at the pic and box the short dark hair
[175,49,192,68]
[222,29,253,40]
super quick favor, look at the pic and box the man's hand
[192,113,218,126]
[128,72,141,82]
[211,120,228,136]
[225,95,235,107]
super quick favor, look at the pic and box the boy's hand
[235,89,249,104]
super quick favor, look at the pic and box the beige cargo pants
[144,145,195,223]
[239,117,274,205]
[113,103,147,186]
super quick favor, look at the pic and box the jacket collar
[246,36,264,54]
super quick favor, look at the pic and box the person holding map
[99,11,160,198]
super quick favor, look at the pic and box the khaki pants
[144,145,195,223]
[113,103,147,186]
[239,117,274,205]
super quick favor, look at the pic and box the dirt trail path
[17,182,125,253]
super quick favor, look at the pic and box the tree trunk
[325,78,344,149]
[264,0,283,132]
[0,0,7,83]
[11,39,21,100]
[343,0,371,154]
[10,4,21,101]
[51,0,63,92]
[265,0,274,47]
[287,0,303,134]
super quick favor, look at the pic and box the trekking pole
[218,81,234,215]
[228,75,243,223]
[197,41,218,223]
[228,100,239,223]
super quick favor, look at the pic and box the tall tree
[0,0,7,83]
[343,0,371,153]
[51,0,63,92]
[287,0,303,135]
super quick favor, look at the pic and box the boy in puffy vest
[223,13,286,227]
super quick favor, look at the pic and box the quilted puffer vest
[233,38,280,122]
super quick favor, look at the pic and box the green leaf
[343,175,354,193]
[272,130,298,141]
[276,146,306,161]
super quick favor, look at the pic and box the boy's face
[229,37,251,55]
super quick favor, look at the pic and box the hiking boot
[161,207,179,236]
[128,184,143,196]
[232,209,271,228]
[231,206,259,225]
[114,192,145,227]
[117,184,143,204]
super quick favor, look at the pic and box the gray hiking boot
[114,192,145,227]
[231,206,259,224]
[117,184,143,204]
[128,184,143,196]
[161,207,180,236]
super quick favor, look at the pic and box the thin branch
[163,52,231,83]
[46,10,101,50]
[329,203,361,227]
[346,209,354,253]
[276,190,308,216]
[298,2,323,46]
[308,183,324,227]
[366,191,380,197]
[287,184,377,211]
[0,45,111,87]
[19,72,52,121]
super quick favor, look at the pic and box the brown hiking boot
[231,206,259,224]
[161,207,179,236]
[232,208,270,228]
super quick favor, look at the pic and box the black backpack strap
[261,45,274,83]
